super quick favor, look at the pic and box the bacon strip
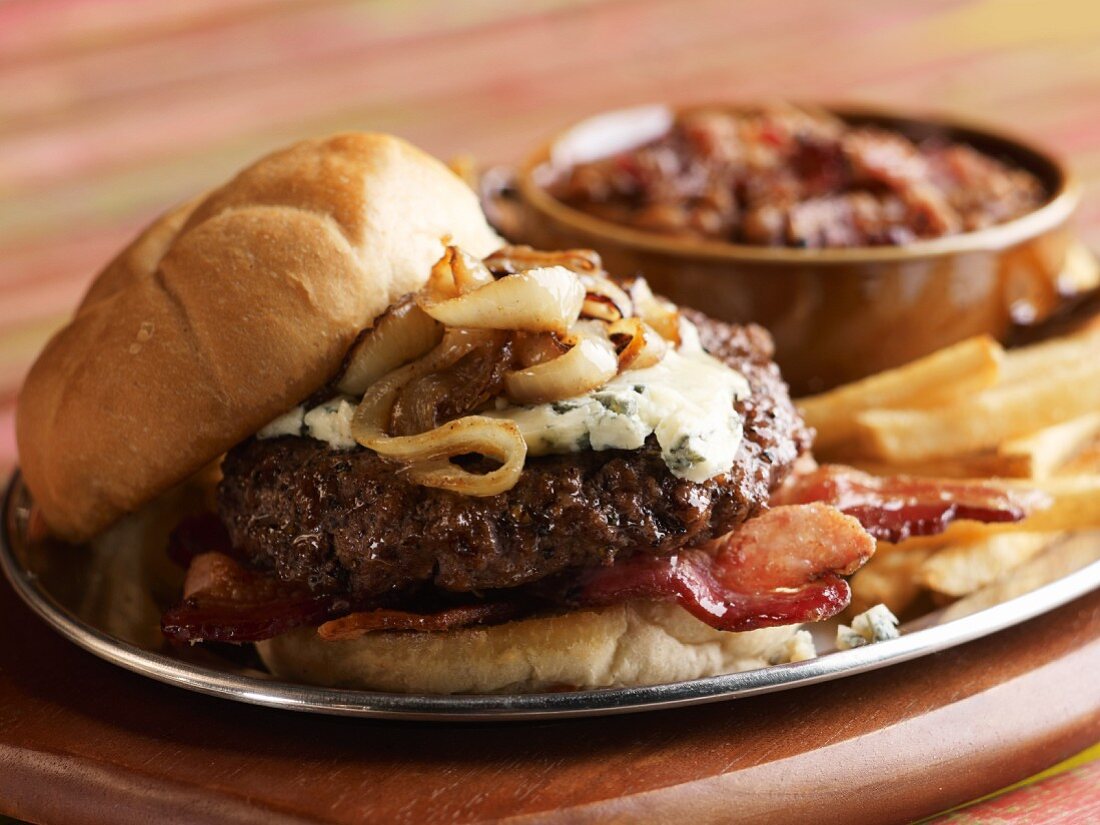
[774,464,1048,543]
[317,602,528,641]
[162,552,530,644]
[571,503,875,632]
[164,492,892,643]
[161,552,350,644]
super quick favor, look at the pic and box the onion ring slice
[426,245,495,299]
[504,323,618,404]
[398,416,526,496]
[336,301,443,396]
[419,266,585,334]
[484,245,602,275]
[580,273,633,321]
[352,330,527,496]
[629,278,681,345]
[609,318,668,371]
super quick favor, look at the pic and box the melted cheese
[485,337,749,482]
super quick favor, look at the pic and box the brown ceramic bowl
[487,104,1090,394]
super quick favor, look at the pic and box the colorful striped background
[1,1,1098,820]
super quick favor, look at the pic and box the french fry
[882,474,1100,551]
[916,532,1061,597]
[814,319,1100,620]
[940,531,1100,620]
[1060,438,1100,476]
[848,544,937,616]
[1001,324,1100,386]
[854,357,1100,462]
[797,335,1003,451]
[996,413,1100,479]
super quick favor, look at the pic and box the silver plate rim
[3,471,1099,722]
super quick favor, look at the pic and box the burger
[16,133,1032,693]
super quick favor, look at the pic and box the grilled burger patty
[217,314,811,599]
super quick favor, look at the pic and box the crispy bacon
[161,464,1044,645]
[166,481,922,643]
[570,503,875,631]
[774,464,1048,543]
[317,602,529,641]
[161,505,872,642]
[162,552,530,644]
[161,552,351,644]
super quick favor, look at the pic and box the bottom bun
[257,601,816,694]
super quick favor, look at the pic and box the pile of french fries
[798,321,1100,618]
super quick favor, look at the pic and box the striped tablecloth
[1,1,1098,821]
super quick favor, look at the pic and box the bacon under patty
[162,503,868,643]
[564,502,872,631]
[317,602,530,641]
[162,549,537,644]
[161,551,352,644]
[161,465,1044,644]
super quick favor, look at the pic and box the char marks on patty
[217,314,811,600]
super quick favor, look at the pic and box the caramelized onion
[337,301,443,396]
[352,330,527,496]
[484,245,602,275]
[504,323,618,404]
[580,274,633,321]
[426,245,495,299]
[399,416,526,496]
[340,247,686,498]
[353,329,498,434]
[418,266,585,334]
[390,330,510,436]
[513,331,570,368]
[581,293,623,322]
[628,278,681,345]
[609,318,668,371]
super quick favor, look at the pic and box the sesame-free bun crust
[17,133,501,542]
[257,602,815,694]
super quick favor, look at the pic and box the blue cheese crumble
[257,397,357,449]
[484,321,750,483]
[835,604,900,650]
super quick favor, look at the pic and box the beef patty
[217,313,811,600]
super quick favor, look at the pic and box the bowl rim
[516,102,1082,264]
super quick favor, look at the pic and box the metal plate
[3,472,1099,722]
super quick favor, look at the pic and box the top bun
[17,133,502,542]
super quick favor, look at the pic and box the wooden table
[2,1,1099,820]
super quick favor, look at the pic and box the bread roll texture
[258,602,816,694]
[17,133,501,541]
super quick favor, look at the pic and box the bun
[257,603,815,693]
[17,133,501,541]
